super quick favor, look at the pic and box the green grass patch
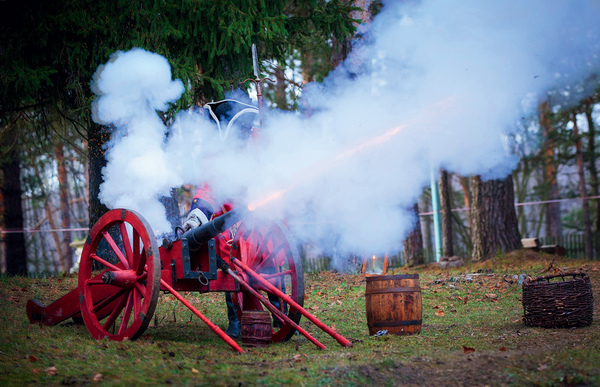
[1,251,599,386]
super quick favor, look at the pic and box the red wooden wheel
[233,220,304,342]
[78,209,160,341]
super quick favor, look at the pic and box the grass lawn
[1,249,599,386]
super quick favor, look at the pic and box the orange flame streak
[247,98,456,212]
[247,189,289,212]
[246,125,406,212]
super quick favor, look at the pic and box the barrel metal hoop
[366,274,419,282]
[365,287,421,295]
[372,320,422,327]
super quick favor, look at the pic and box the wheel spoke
[253,239,268,263]
[261,270,292,279]
[118,222,134,267]
[133,228,140,269]
[92,288,127,314]
[135,248,146,275]
[117,291,134,335]
[247,229,262,261]
[90,254,121,272]
[86,279,106,285]
[133,286,142,320]
[102,230,129,269]
[102,291,129,330]
[254,243,285,273]
[135,281,147,296]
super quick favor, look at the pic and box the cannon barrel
[182,208,246,250]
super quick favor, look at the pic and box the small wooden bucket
[241,310,272,347]
[365,274,422,336]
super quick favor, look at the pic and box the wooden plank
[521,238,540,249]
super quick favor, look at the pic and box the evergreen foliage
[1,0,357,119]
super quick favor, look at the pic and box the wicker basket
[522,272,593,328]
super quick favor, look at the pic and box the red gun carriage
[26,198,351,353]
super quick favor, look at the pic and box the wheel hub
[101,270,138,289]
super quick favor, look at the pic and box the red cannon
[26,207,352,353]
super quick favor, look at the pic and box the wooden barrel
[365,274,422,336]
[241,311,272,347]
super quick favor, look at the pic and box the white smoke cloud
[91,0,600,256]
[91,49,186,233]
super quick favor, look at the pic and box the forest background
[1,0,599,277]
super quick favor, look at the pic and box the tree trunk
[471,175,522,261]
[274,65,288,110]
[1,153,28,275]
[572,113,593,259]
[88,123,111,228]
[30,158,62,272]
[584,100,599,235]
[331,0,371,69]
[438,169,454,256]
[419,192,433,262]
[539,101,562,238]
[301,51,314,85]
[403,203,424,266]
[513,157,534,237]
[331,34,351,70]
[159,188,180,235]
[55,142,73,272]
[457,175,472,231]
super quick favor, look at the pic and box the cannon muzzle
[182,208,246,250]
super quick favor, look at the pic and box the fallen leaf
[44,366,58,376]
[29,355,38,362]
[538,364,548,371]
[435,309,445,317]
[432,305,442,309]
[309,306,319,311]
[499,347,508,352]
[191,368,199,374]
[462,345,475,354]
[32,368,40,375]
[512,318,521,323]
[93,374,103,381]
[293,354,302,362]
[463,297,469,305]
[485,293,497,300]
